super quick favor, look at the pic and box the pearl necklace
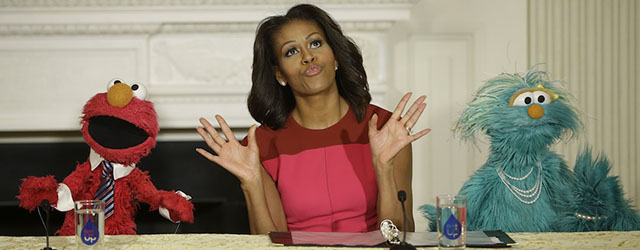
[496,162,543,205]
[574,212,606,221]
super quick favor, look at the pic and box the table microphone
[37,200,55,250]
[390,190,416,250]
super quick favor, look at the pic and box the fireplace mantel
[0,0,415,132]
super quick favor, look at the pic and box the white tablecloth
[1,231,639,249]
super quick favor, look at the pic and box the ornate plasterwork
[160,21,394,33]
[341,21,394,32]
[151,94,247,104]
[148,32,381,88]
[0,0,398,132]
[0,21,395,36]
[150,36,254,87]
[0,24,160,36]
[0,0,416,8]
[159,23,258,33]
[350,35,380,84]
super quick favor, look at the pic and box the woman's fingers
[404,102,427,130]
[195,148,239,175]
[400,95,426,126]
[409,128,431,141]
[246,124,258,150]
[215,115,237,145]
[196,126,222,153]
[368,113,379,135]
[391,92,412,120]
[195,148,221,165]
[199,117,227,146]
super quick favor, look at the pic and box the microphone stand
[37,200,55,250]
[390,190,416,250]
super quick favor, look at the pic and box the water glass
[436,195,466,249]
[74,200,105,248]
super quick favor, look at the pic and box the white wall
[387,0,528,231]
[529,0,640,210]
[0,0,413,141]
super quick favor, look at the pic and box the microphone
[390,190,416,250]
[36,200,55,250]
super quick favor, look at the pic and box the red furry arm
[17,163,93,212]
[60,162,94,199]
[129,169,194,223]
[17,176,59,211]
[128,169,162,207]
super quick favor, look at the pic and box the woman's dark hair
[247,4,371,130]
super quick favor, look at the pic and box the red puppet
[17,79,194,235]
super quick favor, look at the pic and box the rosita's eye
[511,92,534,106]
[533,91,552,104]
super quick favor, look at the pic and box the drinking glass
[436,195,466,249]
[74,200,105,248]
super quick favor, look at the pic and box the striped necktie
[94,161,115,219]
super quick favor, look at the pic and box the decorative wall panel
[529,0,640,208]
[0,0,413,133]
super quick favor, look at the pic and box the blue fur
[419,204,437,231]
[556,148,640,231]
[420,67,640,232]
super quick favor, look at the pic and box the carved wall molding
[0,24,161,36]
[0,21,395,36]
[148,32,381,88]
[0,0,417,8]
[160,21,394,33]
[159,23,258,33]
[0,1,413,132]
[152,95,247,104]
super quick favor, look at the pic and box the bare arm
[196,115,287,234]
[374,144,415,231]
[369,93,429,231]
[242,167,288,234]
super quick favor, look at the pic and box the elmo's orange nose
[107,83,133,108]
[528,104,544,119]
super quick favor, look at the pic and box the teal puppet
[420,68,640,232]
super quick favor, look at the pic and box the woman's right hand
[196,115,262,185]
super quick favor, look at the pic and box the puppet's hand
[368,93,430,169]
[17,176,59,211]
[159,191,194,223]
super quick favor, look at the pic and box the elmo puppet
[17,79,194,235]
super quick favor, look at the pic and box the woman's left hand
[368,92,430,168]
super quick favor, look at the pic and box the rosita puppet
[17,79,194,235]
[420,68,640,232]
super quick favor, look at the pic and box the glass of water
[74,200,105,248]
[436,195,466,249]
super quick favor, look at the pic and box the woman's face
[273,19,338,96]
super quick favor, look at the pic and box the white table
[1,231,639,249]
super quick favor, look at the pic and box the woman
[196,4,429,234]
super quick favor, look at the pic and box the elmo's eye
[107,78,123,90]
[130,83,147,100]
[533,91,552,104]
[511,92,534,106]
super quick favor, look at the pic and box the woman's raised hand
[196,115,262,184]
[368,92,431,167]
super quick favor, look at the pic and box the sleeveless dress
[253,104,392,232]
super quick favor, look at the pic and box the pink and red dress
[253,104,392,232]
